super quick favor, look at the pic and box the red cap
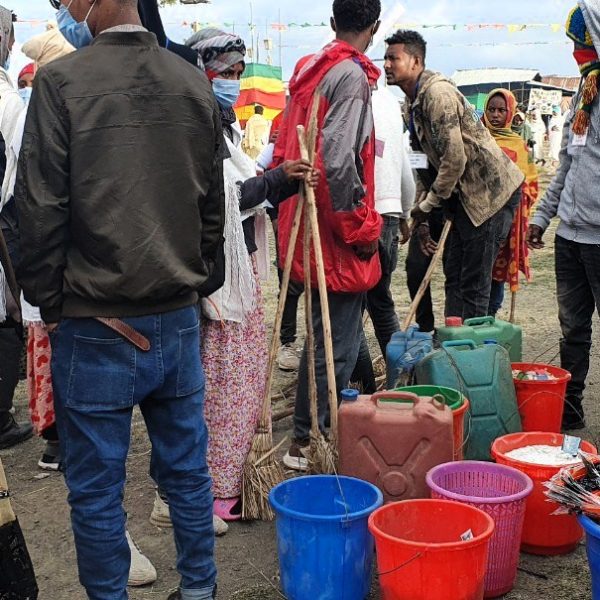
[18,63,35,82]
[445,317,463,327]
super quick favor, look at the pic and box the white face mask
[19,87,33,108]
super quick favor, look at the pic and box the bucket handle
[441,339,478,350]
[378,551,425,577]
[464,316,496,327]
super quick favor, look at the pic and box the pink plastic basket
[426,461,533,598]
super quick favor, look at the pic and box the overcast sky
[10,0,580,82]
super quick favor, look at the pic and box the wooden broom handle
[260,192,305,423]
[303,204,319,436]
[297,124,339,441]
[401,219,452,332]
[0,458,15,526]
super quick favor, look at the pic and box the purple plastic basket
[426,461,533,599]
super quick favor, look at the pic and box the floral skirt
[201,269,268,498]
[27,324,55,435]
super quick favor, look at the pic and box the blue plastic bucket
[579,515,600,598]
[269,475,383,600]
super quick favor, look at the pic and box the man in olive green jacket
[385,30,524,320]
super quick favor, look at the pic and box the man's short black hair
[385,29,427,62]
[332,0,381,33]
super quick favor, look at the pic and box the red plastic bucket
[369,499,494,599]
[512,363,571,432]
[492,432,597,555]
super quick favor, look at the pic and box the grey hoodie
[530,0,600,243]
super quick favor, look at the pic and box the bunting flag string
[15,18,568,33]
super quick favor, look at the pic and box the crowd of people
[0,0,599,598]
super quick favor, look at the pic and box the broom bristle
[308,433,337,475]
[241,429,286,521]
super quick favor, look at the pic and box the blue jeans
[50,306,216,600]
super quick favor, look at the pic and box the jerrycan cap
[341,389,360,402]
[445,317,463,327]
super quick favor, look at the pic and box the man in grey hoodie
[528,0,600,430]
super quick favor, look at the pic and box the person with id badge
[384,30,524,321]
[528,2,600,431]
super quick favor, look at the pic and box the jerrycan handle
[370,391,421,408]
[441,339,478,350]
[464,316,496,327]
[430,394,448,411]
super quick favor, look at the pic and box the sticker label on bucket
[460,529,474,541]
[562,436,581,457]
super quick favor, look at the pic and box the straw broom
[241,182,306,522]
[297,119,339,473]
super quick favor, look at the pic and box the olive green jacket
[403,70,524,226]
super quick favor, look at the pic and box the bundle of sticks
[545,452,600,520]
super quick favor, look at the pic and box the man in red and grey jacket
[275,0,382,471]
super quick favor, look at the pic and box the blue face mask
[2,54,9,71]
[57,0,96,49]
[19,87,33,107]
[212,78,241,109]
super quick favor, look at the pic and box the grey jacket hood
[579,0,600,51]
[0,6,12,69]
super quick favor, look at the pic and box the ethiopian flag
[235,63,286,127]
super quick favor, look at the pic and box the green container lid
[393,385,464,411]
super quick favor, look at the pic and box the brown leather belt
[95,317,151,352]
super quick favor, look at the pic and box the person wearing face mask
[181,27,317,523]
[528,2,600,432]
[0,6,34,452]
[16,0,228,598]
[17,63,34,103]
[273,0,383,471]
[135,5,318,524]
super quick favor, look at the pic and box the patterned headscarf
[185,28,246,80]
[567,4,600,134]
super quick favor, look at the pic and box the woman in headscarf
[484,89,539,316]
[186,27,318,521]
[138,5,317,521]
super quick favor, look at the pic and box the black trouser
[0,328,21,414]
[351,216,401,392]
[367,216,401,355]
[278,275,304,346]
[555,235,600,421]
[444,191,519,320]
[0,201,21,416]
[294,291,364,441]
[406,208,445,332]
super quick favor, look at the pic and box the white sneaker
[149,491,172,528]
[282,441,309,472]
[126,531,157,587]
[149,491,228,536]
[277,343,300,371]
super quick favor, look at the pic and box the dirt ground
[2,166,598,599]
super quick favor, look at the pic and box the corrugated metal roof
[451,68,541,86]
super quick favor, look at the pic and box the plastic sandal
[213,498,242,522]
